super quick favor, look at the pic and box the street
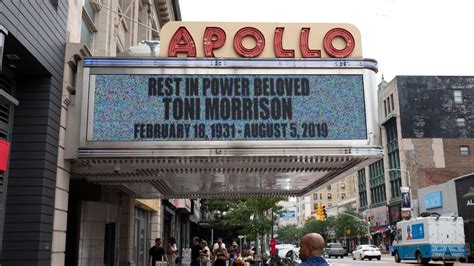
[326,254,472,266]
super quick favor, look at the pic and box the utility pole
[271,208,274,238]
[367,223,371,245]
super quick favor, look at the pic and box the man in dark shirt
[149,238,166,266]
[191,236,202,266]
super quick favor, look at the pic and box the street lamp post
[271,208,274,239]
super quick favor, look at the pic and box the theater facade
[66,22,382,198]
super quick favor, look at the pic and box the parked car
[352,244,381,261]
[323,243,345,258]
[276,244,296,258]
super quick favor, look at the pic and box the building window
[328,202,333,207]
[454,90,463,104]
[358,169,367,208]
[460,146,470,156]
[327,193,332,200]
[390,94,395,111]
[320,193,322,200]
[384,118,402,199]
[327,185,331,190]
[81,1,99,49]
[341,183,345,189]
[341,193,346,200]
[457,118,466,127]
[383,100,387,117]
[369,160,386,205]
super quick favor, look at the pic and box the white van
[391,216,466,265]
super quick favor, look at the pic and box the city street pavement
[326,254,471,266]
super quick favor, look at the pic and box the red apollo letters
[168,26,355,58]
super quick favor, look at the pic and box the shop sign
[159,22,362,59]
[424,191,442,209]
[179,199,191,211]
[170,199,191,212]
[370,226,384,232]
[89,74,366,142]
[279,210,296,218]
[135,199,160,212]
[400,187,412,211]
[454,174,474,220]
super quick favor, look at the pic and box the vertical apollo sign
[86,23,372,148]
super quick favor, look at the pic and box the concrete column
[78,201,118,266]
[51,0,86,262]
[51,61,74,266]
[119,196,135,265]
[96,0,117,56]
[150,201,162,246]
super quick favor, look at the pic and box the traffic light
[321,205,327,221]
[367,215,373,226]
[316,203,323,220]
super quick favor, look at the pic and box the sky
[179,0,474,83]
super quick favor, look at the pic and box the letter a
[168,26,197,57]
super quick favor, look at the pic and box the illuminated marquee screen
[91,74,367,141]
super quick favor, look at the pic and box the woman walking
[213,240,229,266]
[166,237,179,266]
[201,240,211,266]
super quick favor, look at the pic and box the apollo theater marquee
[66,22,383,198]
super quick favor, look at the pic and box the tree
[331,205,366,239]
[302,217,333,241]
[203,197,284,239]
[276,225,302,244]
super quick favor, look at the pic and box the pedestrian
[149,238,166,266]
[191,236,203,266]
[213,238,226,253]
[213,239,229,266]
[166,237,179,266]
[298,233,331,266]
[201,240,211,266]
[229,241,239,265]
[379,243,385,254]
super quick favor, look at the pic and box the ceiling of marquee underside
[71,154,379,198]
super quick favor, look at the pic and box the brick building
[356,76,474,245]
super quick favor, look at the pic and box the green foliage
[331,205,366,238]
[463,187,474,198]
[205,199,366,243]
[302,217,333,240]
[204,197,285,239]
[275,204,366,244]
[276,225,303,244]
